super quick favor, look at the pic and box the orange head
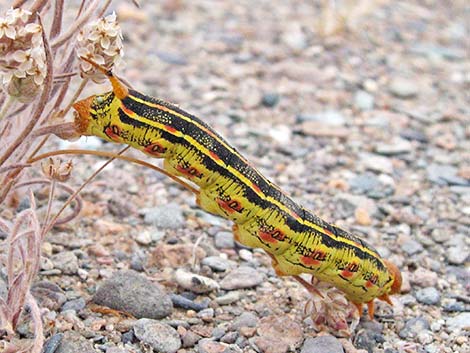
[73,96,94,135]
[383,259,402,295]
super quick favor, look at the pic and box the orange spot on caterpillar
[365,274,378,288]
[145,142,167,156]
[120,104,134,116]
[323,229,334,237]
[258,230,278,244]
[209,151,220,161]
[164,125,177,133]
[341,262,359,278]
[301,256,321,266]
[104,125,121,141]
[176,165,203,178]
[251,182,261,193]
[216,198,244,214]
[290,210,301,221]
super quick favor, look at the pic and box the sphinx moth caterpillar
[73,58,402,320]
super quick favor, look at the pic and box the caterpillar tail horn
[79,56,128,99]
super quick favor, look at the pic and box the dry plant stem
[0,96,14,121]
[29,149,200,195]
[42,146,130,235]
[13,179,83,228]
[0,16,53,168]
[12,0,29,8]
[54,72,77,79]
[50,0,64,39]
[97,0,114,17]
[29,0,49,14]
[25,292,44,353]
[191,234,206,272]
[51,0,101,49]
[31,122,77,139]
[0,164,31,174]
[44,179,56,227]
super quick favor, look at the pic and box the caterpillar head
[73,91,118,141]
[73,56,129,141]
[383,259,402,295]
[377,259,402,307]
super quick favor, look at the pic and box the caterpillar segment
[72,57,402,321]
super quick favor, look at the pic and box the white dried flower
[0,7,46,102]
[76,12,123,83]
[302,279,359,337]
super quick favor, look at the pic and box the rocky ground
[1,0,469,352]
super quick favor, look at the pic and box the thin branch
[50,0,64,39]
[31,122,77,140]
[12,0,29,8]
[0,164,31,174]
[97,0,113,17]
[28,149,200,195]
[0,96,15,121]
[29,0,50,14]
[13,179,83,229]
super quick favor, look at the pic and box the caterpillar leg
[292,275,324,298]
[352,300,375,320]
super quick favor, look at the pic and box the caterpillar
[72,58,402,320]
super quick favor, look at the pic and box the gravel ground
[2,1,469,352]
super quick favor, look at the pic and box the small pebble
[354,90,375,110]
[255,315,304,353]
[215,291,241,305]
[446,246,468,265]
[51,251,79,275]
[201,256,232,272]
[54,331,95,353]
[261,93,280,107]
[401,239,424,256]
[446,312,470,331]
[415,287,441,305]
[31,281,67,311]
[220,266,264,290]
[170,293,208,311]
[134,319,182,353]
[181,330,201,348]
[300,335,344,353]
[142,203,185,229]
[399,317,431,339]
[214,231,235,249]
[375,137,413,156]
[197,338,230,353]
[61,297,86,312]
[389,77,419,98]
[231,312,259,330]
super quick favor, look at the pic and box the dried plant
[0,1,126,352]
[303,277,360,337]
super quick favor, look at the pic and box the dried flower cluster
[41,158,73,182]
[76,12,123,82]
[303,279,359,337]
[0,8,46,103]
